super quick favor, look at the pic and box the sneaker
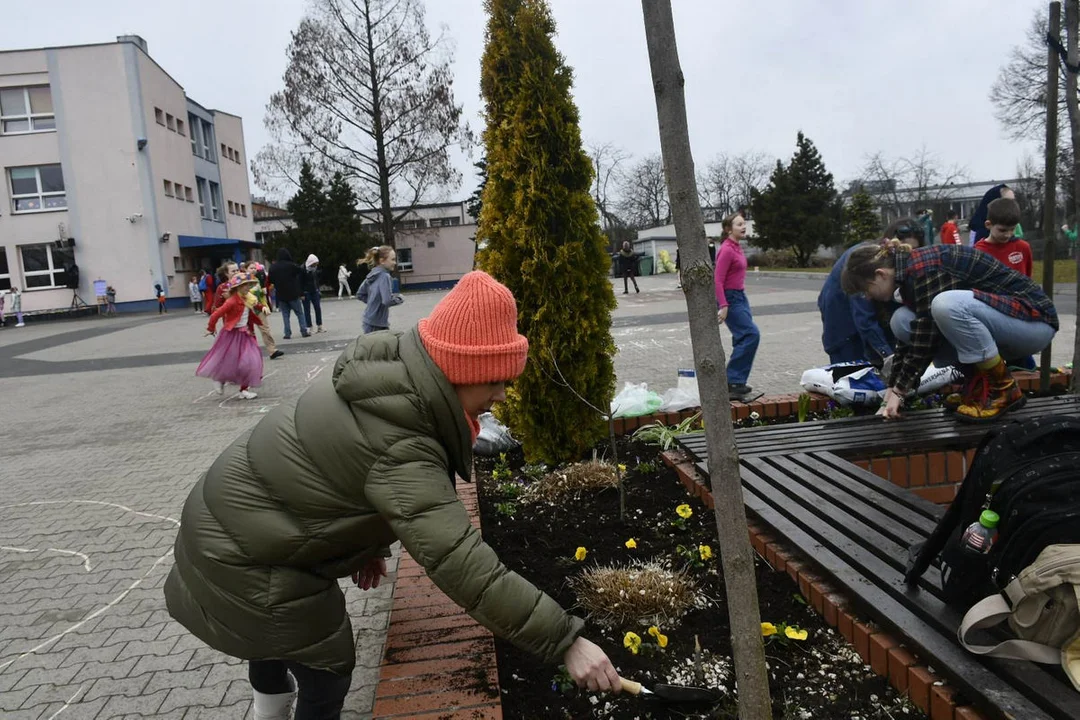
[955,360,1026,423]
[214,381,225,395]
[238,389,258,400]
[301,332,311,338]
[282,334,291,340]
[728,383,753,402]
[316,326,326,333]
[270,350,284,359]
[15,322,24,328]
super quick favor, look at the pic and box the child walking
[841,241,1058,423]
[105,286,117,316]
[337,263,351,299]
[197,273,265,400]
[356,245,403,334]
[189,276,203,313]
[155,283,167,314]
[9,288,23,327]
[714,213,760,401]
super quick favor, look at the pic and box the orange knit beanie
[418,271,529,385]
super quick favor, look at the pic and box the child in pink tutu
[197,273,265,399]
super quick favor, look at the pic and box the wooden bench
[677,394,1080,459]
[675,406,1080,720]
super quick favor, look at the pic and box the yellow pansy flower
[761,622,778,637]
[623,631,642,654]
[625,538,637,549]
[675,504,693,519]
[647,625,669,648]
[574,546,587,561]
[784,626,808,641]
[698,545,713,561]
[617,464,627,473]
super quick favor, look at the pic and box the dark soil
[476,441,923,720]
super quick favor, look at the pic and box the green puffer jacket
[164,327,583,674]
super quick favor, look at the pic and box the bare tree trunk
[639,2,772,717]
[1066,0,1080,393]
[1043,2,1061,392]
[363,0,396,248]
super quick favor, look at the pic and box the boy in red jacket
[974,198,1032,277]
[974,197,1036,370]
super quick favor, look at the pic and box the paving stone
[157,683,227,714]
[97,688,169,717]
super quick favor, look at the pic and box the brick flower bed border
[373,481,503,719]
[612,370,1072,437]
[662,449,992,720]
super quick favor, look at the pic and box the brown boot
[955,358,1026,423]
[942,367,976,413]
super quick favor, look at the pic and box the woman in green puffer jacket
[164,271,619,720]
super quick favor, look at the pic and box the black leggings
[249,659,352,720]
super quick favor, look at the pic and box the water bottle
[677,369,697,394]
[960,510,999,554]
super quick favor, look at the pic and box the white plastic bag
[611,382,664,418]
[659,369,700,412]
[472,412,519,456]
[800,362,961,406]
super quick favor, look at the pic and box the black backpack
[905,415,1080,607]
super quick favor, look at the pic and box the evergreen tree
[287,160,327,229]
[478,0,617,464]
[326,172,361,231]
[843,190,882,247]
[751,132,843,266]
[465,157,487,222]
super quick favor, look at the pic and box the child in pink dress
[197,273,265,400]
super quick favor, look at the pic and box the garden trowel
[619,676,721,704]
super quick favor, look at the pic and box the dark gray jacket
[357,266,402,329]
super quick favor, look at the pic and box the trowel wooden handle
[620,677,643,695]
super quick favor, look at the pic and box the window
[201,120,214,161]
[20,243,73,288]
[196,177,207,218]
[175,184,185,202]
[176,118,185,136]
[0,249,10,291]
[241,204,247,217]
[227,200,235,215]
[396,219,425,230]
[155,107,164,125]
[189,114,199,156]
[0,86,55,134]
[427,240,435,248]
[396,248,413,271]
[233,149,241,163]
[184,186,193,202]
[164,180,173,197]
[221,143,227,159]
[166,113,175,131]
[209,181,222,221]
[9,165,66,213]
[430,216,460,227]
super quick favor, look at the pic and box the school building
[252,199,477,290]
[0,35,255,314]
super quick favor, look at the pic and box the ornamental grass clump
[569,560,697,629]
[520,459,619,504]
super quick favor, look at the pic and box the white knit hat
[305,254,319,267]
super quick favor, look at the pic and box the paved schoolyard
[0,272,1074,718]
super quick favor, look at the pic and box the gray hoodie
[356,265,403,329]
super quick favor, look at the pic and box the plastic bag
[659,369,700,412]
[472,412,519,456]
[800,362,961,406]
[611,382,664,418]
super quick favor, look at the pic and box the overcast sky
[2,0,1048,201]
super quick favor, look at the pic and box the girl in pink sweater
[714,213,760,401]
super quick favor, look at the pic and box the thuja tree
[477,0,616,464]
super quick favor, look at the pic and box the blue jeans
[303,291,323,328]
[890,290,1056,367]
[723,290,760,385]
[279,298,308,338]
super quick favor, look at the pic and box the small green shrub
[632,412,701,450]
[495,502,518,517]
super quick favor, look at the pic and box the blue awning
[178,235,261,249]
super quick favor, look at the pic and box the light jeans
[890,290,1056,367]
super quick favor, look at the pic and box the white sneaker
[252,681,296,720]
[16,322,24,328]
[238,389,258,400]
[214,381,225,395]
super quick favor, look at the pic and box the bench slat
[735,463,1076,719]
